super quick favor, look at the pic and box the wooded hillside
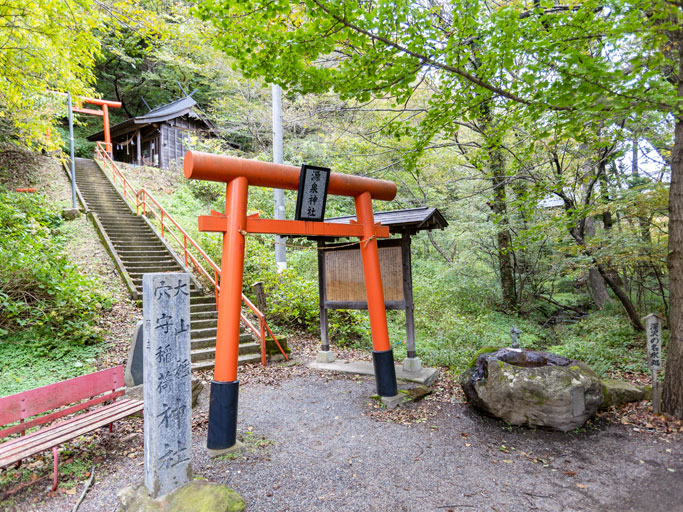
[0,0,681,418]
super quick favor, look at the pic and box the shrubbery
[160,178,652,377]
[0,188,112,357]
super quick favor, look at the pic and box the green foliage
[0,188,112,360]
[0,335,101,397]
[241,237,369,344]
[0,0,100,149]
[80,0,675,382]
[549,311,650,376]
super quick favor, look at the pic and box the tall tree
[197,0,683,417]
[0,0,100,147]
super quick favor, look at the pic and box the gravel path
[10,366,681,512]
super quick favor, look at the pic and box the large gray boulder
[460,348,604,431]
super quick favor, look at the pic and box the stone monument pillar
[143,273,193,498]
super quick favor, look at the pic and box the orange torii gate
[184,151,399,452]
[51,91,121,152]
[71,97,121,153]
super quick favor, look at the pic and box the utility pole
[272,84,286,271]
[67,92,77,210]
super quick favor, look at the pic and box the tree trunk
[596,264,644,331]
[662,116,683,419]
[569,226,644,330]
[589,268,610,309]
[490,147,516,311]
[479,97,516,311]
[662,28,683,419]
[585,216,611,309]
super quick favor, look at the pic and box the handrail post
[214,271,219,307]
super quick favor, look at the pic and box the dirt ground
[2,340,681,512]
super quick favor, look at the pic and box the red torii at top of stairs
[52,92,121,152]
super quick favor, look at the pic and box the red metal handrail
[93,142,287,364]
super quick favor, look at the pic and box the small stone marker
[252,281,267,313]
[644,313,663,414]
[143,273,192,498]
[124,320,144,387]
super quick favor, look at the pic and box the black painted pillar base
[207,380,239,450]
[372,349,398,397]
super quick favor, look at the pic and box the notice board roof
[325,206,447,236]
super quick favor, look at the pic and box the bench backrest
[0,366,125,438]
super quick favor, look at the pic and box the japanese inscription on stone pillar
[645,313,663,370]
[143,273,192,498]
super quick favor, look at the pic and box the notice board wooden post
[401,232,416,359]
[318,239,331,352]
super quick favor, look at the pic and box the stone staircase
[74,157,261,370]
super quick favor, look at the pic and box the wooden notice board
[325,246,403,303]
[321,238,406,310]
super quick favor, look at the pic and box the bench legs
[51,446,58,491]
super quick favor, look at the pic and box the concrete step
[190,327,217,340]
[84,200,129,206]
[121,260,178,267]
[128,270,184,279]
[105,232,156,238]
[108,234,159,241]
[190,342,260,362]
[191,334,252,350]
[118,250,173,257]
[191,353,261,371]
[83,199,129,207]
[190,303,217,313]
[99,223,149,230]
[78,184,120,191]
[120,259,176,265]
[78,184,117,190]
[190,311,218,321]
[190,295,216,305]
[113,242,166,249]
[98,222,146,228]
[124,265,183,274]
[110,239,166,246]
[103,229,156,238]
[97,215,142,221]
[122,258,177,266]
[191,318,217,330]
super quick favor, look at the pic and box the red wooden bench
[0,366,143,490]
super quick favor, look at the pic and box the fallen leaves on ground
[598,401,682,436]
[364,368,464,425]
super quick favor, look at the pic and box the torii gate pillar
[185,151,398,452]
